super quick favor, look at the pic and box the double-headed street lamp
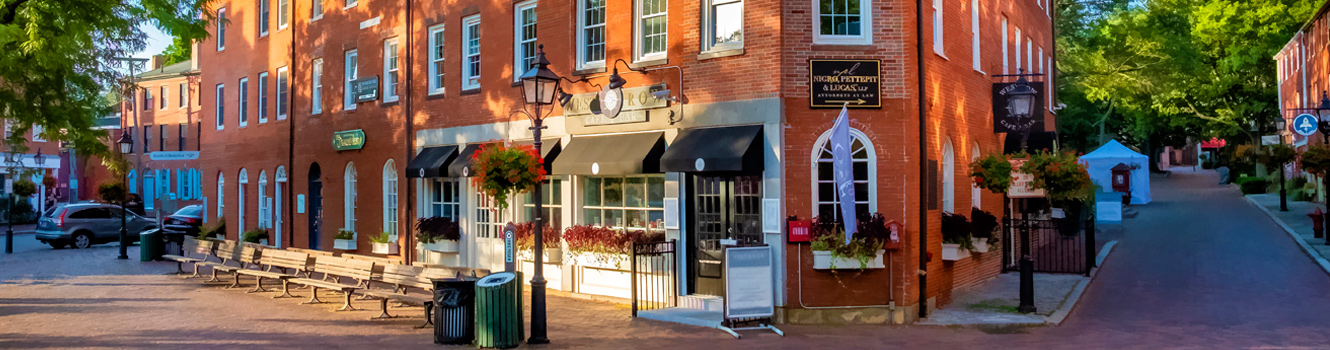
[116,130,133,260]
[518,44,559,345]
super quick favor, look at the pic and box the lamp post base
[1018,257,1036,314]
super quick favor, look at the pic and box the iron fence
[1003,217,1097,275]
[630,239,677,317]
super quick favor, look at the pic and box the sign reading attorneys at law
[333,129,366,151]
[809,59,881,109]
[353,76,380,103]
[992,81,1047,134]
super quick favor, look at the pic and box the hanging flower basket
[470,142,545,211]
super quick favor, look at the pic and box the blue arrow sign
[1294,114,1319,136]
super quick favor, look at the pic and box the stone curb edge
[1043,240,1116,326]
[1242,196,1330,277]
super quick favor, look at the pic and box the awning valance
[448,143,485,177]
[406,145,458,178]
[552,132,665,175]
[659,125,764,173]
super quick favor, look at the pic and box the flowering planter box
[941,243,970,261]
[419,240,459,253]
[811,250,886,270]
[372,242,399,255]
[970,238,990,253]
[333,239,356,251]
[519,247,564,265]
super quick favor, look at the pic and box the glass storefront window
[523,179,563,229]
[582,175,666,232]
[428,178,461,220]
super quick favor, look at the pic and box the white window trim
[461,15,481,91]
[971,0,981,72]
[259,0,270,37]
[1026,38,1033,74]
[217,8,226,51]
[809,127,878,217]
[312,58,323,115]
[811,0,872,45]
[180,82,188,109]
[238,77,249,127]
[217,173,225,218]
[239,169,249,235]
[701,0,744,53]
[383,160,399,237]
[344,162,357,232]
[1001,17,1009,75]
[634,0,669,62]
[383,37,400,102]
[1048,56,1055,111]
[1014,27,1022,71]
[344,50,358,111]
[258,72,269,124]
[259,171,269,228]
[428,25,446,95]
[344,0,357,10]
[577,0,607,69]
[278,0,290,30]
[941,138,955,213]
[932,0,944,57]
[215,84,225,130]
[513,1,538,82]
[971,143,981,210]
[277,66,289,119]
[312,0,324,21]
[31,124,44,142]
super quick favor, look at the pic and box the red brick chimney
[149,55,167,70]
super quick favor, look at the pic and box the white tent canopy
[1080,140,1151,204]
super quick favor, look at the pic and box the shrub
[1235,176,1269,194]
[11,179,36,198]
[198,219,226,239]
[415,216,460,243]
[242,229,269,243]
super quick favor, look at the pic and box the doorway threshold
[637,307,722,329]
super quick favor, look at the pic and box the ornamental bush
[1260,144,1297,169]
[11,179,36,198]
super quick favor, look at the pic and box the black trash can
[433,279,477,345]
[160,231,186,256]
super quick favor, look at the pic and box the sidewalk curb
[1044,240,1116,326]
[1242,196,1330,277]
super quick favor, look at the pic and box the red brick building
[120,56,206,216]
[1276,1,1330,197]
[197,0,1055,324]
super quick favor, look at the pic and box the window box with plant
[415,216,460,253]
[941,212,973,261]
[370,232,399,255]
[809,214,891,270]
[563,224,664,271]
[333,229,356,250]
[242,228,269,245]
[515,221,562,264]
[970,208,1000,253]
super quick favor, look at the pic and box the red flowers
[471,141,545,211]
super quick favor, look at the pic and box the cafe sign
[333,129,366,151]
[564,84,669,120]
[992,81,1046,134]
[809,59,881,108]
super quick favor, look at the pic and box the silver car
[34,203,156,249]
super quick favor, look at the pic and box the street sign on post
[1294,114,1319,136]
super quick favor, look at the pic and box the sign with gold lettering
[564,84,670,119]
[809,59,881,108]
[333,129,366,151]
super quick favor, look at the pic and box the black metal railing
[630,239,677,317]
[1003,217,1097,275]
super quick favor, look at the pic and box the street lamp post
[117,131,133,260]
[1004,71,1039,315]
[1277,117,1288,212]
[518,45,559,345]
[4,152,17,254]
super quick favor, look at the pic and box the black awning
[448,143,485,177]
[552,132,665,175]
[406,145,459,178]
[660,125,765,173]
[513,138,563,173]
[1004,131,1058,154]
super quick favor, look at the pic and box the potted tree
[416,216,460,253]
[334,229,357,250]
[371,232,399,255]
[940,212,973,261]
[970,208,1000,253]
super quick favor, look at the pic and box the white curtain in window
[942,139,955,213]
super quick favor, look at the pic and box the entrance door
[275,180,285,247]
[472,190,505,272]
[689,174,763,296]
[308,164,323,249]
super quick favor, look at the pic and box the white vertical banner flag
[831,106,858,244]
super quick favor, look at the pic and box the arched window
[216,172,225,218]
[942,138,955,213]
[344,162,357,232]
[238,168,249,232]
[811,127,876,221]
[382,159,398,237]
[258,170,269,229]
[971,143,982,210]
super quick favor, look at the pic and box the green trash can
[139,229,163,262]
[474,271,523,349]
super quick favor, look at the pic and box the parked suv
[35,203,156,249]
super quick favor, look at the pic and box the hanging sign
[992,81,1047,134]
[333,129,366,151]
[1008,158,1046,198]
[1293,114,1319,136]
[808,59,881,108]
[353,77,379,103]
[149,151,200,161]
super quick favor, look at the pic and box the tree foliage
[158,35,191,65]
[0,0,215,158]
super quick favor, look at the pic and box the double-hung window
[277,67,289,119]
[179,82,187,108]
[578,0,606,68]
[344,50,358,111]
[813,0,870,45]
[217,8,226,51]
[971,0,980,71]
[179,124,187,151]
[383,38,400,102]
[703,0,743,52]
[636,0,667,61]
[215,84,225,130]
[30,124,43,142]
[259,0,269,37]
[238,77,249,127]
[428,25,446,95]
[278,0,289,29]
[312,58,323,114]
[312,0,323,20]
[159,125,167,151]
[1001,17,1009,74]
[258,71,269,123]
[932,0,943,55]
[462,15,481,90]
[1026,38,1033,73]
[345,0,357,9]
[143,125,151,152]
[514,2,538,80]
[160,86,168,110]
[1014,27,1022,72]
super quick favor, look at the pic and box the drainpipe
[288,5,298,248]
[403,0,415,264]
[915,0,929,320]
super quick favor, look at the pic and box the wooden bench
[286,247,337,278]
[162,238,214,276]
[341,253,400,290]
[358,264,437,320]
[234,249,310,297]
[287,256,374,311]
[198,243,259,288]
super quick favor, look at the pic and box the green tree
[0,0,215,158]
[158,35,191,65]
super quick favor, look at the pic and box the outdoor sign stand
[719,245,784,339]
